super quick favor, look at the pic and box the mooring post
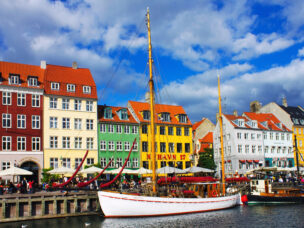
[86,198,90,211]
[41,198,45,216]
[16,201,20,218]
[64,198,67,214]
[28,200,32,217]
[2,201,6,219]
[74,198,78,213]
[53,198,57,215]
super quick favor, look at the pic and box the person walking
[21,177,27,193]
[28,180,34,194]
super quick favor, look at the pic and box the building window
[51,82,60,90]
[17,114,26,128]
[87,158,94,166]
[270,133,273,140]
[17,137,26,151]
[132,158,139,168]
[287,134,291,141]
[169,143,174,153]
[142,141,148,152]
[281,133,285,140]
[245,145,249,153]
[108,141,115,151]
[62,117,70,129]
[244,133,248,139]
[264,146,269,154]
[142,125,148,134]
[177,143,182,153]
[86,137,94,149]
[50,136,58,148]
[2,136,11,151]
[133,142,138,151]
[131,126,138,134]
[160,126,166,135]
[271,147,275,153]
[75,158,82,169]
[100,141,106,150]
[116,141,122,151]
[50,97,58,109]
[50,117,58,128]
[252,145,256,153]
[121,109,128,120]
[184,127,189,136]
[104,108,112,119]
[50,158,58,169]
[28,77,38,87]
[257,134,261,139]
[161,112,170,122]
[100,124,106,133]
[2,113,11,128]
[32,95,40,107]
[160,142,166,152]
[75,137,82,149]
[124,142,130,151]
[32,137,40,151]
[179,114,187,123]
[185,143,190,152]
[86,119,94,130]
[108,124,114,133]
[143,110,150,120]
[17,93,26,106]
[116,125,122,133]
[160,161,166,167]
[237,132,241,139]
[32,115,40,129]
[86,101,93,112]
[263,132,267,139]
[176,127,181,136]
[168,127,173,135]
[83,86,91,94]
[2,161,10,170]
[67,84,75,92]
[9,75,20,84]
[62,158,71,168]
[275,133,279,140]
[100,158,107,168]
[116,158,122,167]
[258,145,262,153]
[62,137,70,149]
[74,118,82,130]
[74,99,82,111]
[251,133,255,140]
[238,145,242,153]
[62,98,70,110]
[2,92,11,105]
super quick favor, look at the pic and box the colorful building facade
[98,105,140,169]
[43,62,98,169]
[128,101,193,170]
[0,61,44,183]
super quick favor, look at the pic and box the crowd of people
[0,177,35,195]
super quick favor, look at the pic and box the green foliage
[84,163,101,169]
[198,148,216,170]
[41,168,60,184]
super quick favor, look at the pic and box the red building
[0,61,45,183]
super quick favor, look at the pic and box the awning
[253,160,259,163]
[247,160,253,163]
[239,160,245,163]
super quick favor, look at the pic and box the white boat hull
[98,191,241,218]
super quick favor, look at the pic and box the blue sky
[1,0,304,123]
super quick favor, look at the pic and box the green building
[98,105,140,169]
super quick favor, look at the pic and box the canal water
[1,203,303,228]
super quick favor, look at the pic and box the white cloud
[298,47,304,57]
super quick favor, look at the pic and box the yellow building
[128,101,193,170]
[43,62,98,169]
[293,126,304,166]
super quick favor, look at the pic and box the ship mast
[217,73,226,195]
[146,8,157,194]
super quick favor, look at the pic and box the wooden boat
[98,8,241,218]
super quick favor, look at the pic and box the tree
[198,148,216,170]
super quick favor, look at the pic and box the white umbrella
[185,166,214,173]
[135,167,152,175]
[157,166,186,174]
[103,167,136,174]
[47,167,75,174]
[0,166,33,176]
[79,166,104,174]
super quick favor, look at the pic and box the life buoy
[211,190,218,197]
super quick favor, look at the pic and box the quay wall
[0,191,100,223]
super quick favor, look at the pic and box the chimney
[250,101,261,113]
[282,97,287,107]
[72,61,78,69]
[40,60,46,69]
[233,110,238,117]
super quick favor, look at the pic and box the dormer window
[179,114,187,123]
[252,120,257,128]
[300,119,304,125]
[104,107,112,119]
[0,73,3,83]
[28,76,38,87]
[83,86,91,94]
[51,82,60,90]
[143,110,150,120]
[293,118,299,125]
[236,119,244,127]
[276,123,282,129]
[9,75,20,85]
[67,84,75,92]
[261,121,268,128]
[120,109,128,120]
[161,112,170,122]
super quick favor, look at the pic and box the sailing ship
[98,8,241,218]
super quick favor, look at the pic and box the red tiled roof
[128,101,192,125]
[192,118,206,131]
[0,61,44,89]
[98,105,138,124]
[199,132,213,143]
[44,64,97,99]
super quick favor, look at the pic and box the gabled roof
[0,61,44,89]
[192,118,206,131]
[128,101,192,125]
[199,132,213,143]
[44,64,97,99]
[98,105,138,124]
[279,105,304,126]
[243,112,291,132]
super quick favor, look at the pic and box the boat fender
[211,190,218,197]
[241,195,248,205]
